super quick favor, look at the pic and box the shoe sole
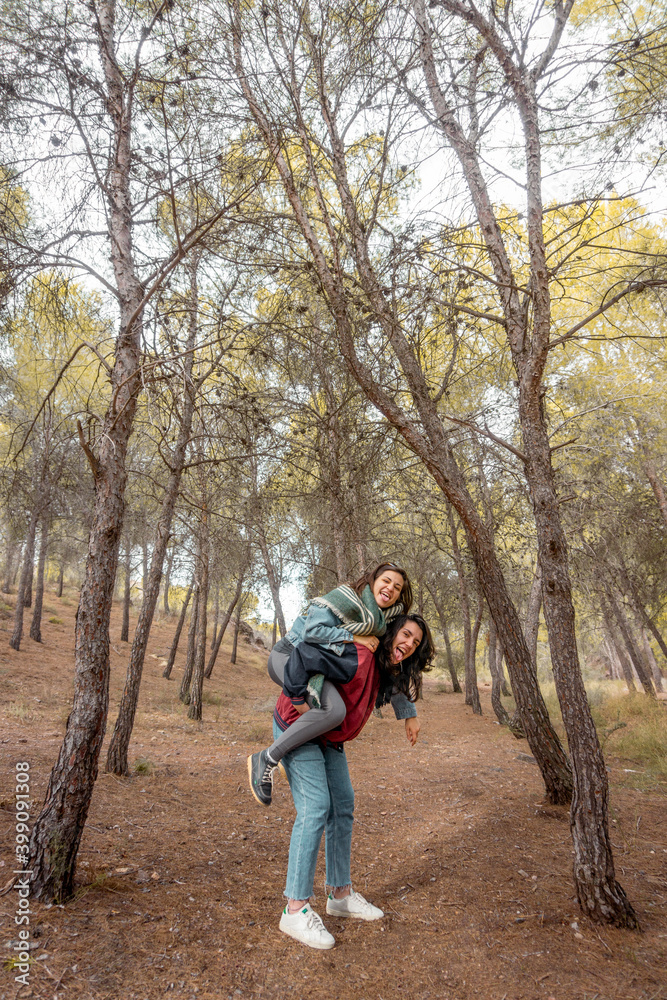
[279,923,335,949]
[325,903,384,921]
[247,755,271,806]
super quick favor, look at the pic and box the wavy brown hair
[375,613,435,706]
[352,562,413,613]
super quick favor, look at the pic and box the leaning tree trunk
[601,602,636,692]
[188,473,210,722]
[9,506,39,651]
[231,15,571,803]
[29,516,49,642]
[606,588,655,697]
[205,566,247,678]
[120,537,131,643]
[106,264,199,773]
[640,628,664,693]
[27,1,147,903]
[163,579,193,679]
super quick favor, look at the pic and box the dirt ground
[0,590,666,1000]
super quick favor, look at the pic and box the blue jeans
[274,719,354,900]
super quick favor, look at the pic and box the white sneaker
[279,904,335,949]
[326,890,384,920]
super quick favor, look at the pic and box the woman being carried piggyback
[248,562,413,805]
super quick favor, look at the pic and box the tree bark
[230,597,242,665]
[641,628,664,693]
[255,517,286,636]
[643,456,667,529]
[57,559,65,599]
[106,259,199,772]
[606,588,655,697]
[187,475,210,722]
[3,540,17,593]
[163,579,193,679]
[205,566,247,678]
[179,581,200,704]
[9,507,39,651]
[29,516,49,643]
[488,620,510,725]
[163,545,174,615]
[426,581,461,693]
[120,536,131,643]
[211,585,219,649]
[524,565,542,674]
[447,505,481,713]
[28,2,147,903]
[600,601,636,692]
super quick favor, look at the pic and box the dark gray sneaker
[247,749,275,806]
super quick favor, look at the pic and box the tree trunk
[272,611,277,649]
[29,517,49,643]
[641,628,664,693]
[600,602,636,692]
[57,559,65,598]
[163,580,193,679]
[524,565,542,673]
[205,566,247,678]
[9,507,39,651]
[3,540,17,593]
[467,589,483,715]
[106,260,199,773]
[255,518,286,636]
[120,537,131,643]
[211,585,219,649]
[426,582,462,693]
[230,598,243,665]
[28,2,147,903]
[607,588,655,697]
[163,545,174,615]
[179,582,200,704]
[447,505,479,711]
[488,621,510,725]
[188,473,210,722]
[643,456,667,529]
[141,537,148,597]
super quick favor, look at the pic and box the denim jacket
[284,605,416,720]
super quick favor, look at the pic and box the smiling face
[371,570,405,609]
[389,620,423,664]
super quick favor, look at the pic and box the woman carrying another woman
[248,563,412,806]
[269,610,434,949]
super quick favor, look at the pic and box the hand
[405,717,420,746]
[356,635,379,652]
[294,702,310,715]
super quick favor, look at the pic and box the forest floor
[0,589,666,1000]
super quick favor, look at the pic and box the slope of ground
[0,590,665,1000]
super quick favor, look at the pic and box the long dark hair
[375,613,435,707]
[352,562,413,613]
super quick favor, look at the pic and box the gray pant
[267,644,346,763]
